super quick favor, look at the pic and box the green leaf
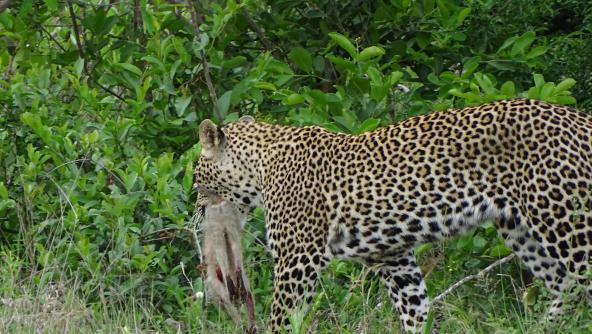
[182,161,194,192]
[114,62,142,76]
[523,286,540,307]
[216,90,233,118]
[303,89,327,107]
[83,9,118,36]
[533,73,545,87]
[325,54,356,73]
[488,244,512,257]
[289,47,313,73]
[124,172,138,191]
[415,243,433,257]
[389,71,404,85]
[456,233,473,251]
[46,0,58,12]
[358,46,385,62]
[474,73,495,95]
[525,45,547,60]
[328,32,357,59]
[141,7,160,34]
[554,78,576,93]
[488,60,516,71]
[497,36,517,53]
[0,182,8,199]
[174,96,192,117]
[18,0,33,18]
[0,199,16,213]
[224,112,239,123]
[427,73,440,85]
[192,33,210,54]
[282,93,305,105]
[462,56,481,78]
[527,86,540,99]
[355,118,380,134]
[456,7,471,26]
[21,112,53,146]
[255,81,277,91]
[415,32,431,49]
[511,31,536,56]
[540,82,554,99]
[552,95,576,105]
[74,58,85,77]
[371,83,389,102]
[448,88,474,99]
[436,0,451,21]
[472,235,487,250]
[500,81,515,96]
[481,221,496,231]
[313,55,325,72]
[333,109,358,132]
[366,66,382,85]
[222,56,246,69]
[451,32,467,41]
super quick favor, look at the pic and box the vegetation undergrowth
[1,0,591,333]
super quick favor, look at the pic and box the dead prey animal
[198,193,256,333]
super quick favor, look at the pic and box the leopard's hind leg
[373,250,430,334]
[498,215,573,322]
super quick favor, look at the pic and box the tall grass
[2,211,591,333]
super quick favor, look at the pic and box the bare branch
[430,254,517,306]
[187,1,222,120]
[239,6,282,59]
[133,0,142,32]
[0,0,11,13]
[66,0,86,73]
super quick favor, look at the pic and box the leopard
[194,99,592,333]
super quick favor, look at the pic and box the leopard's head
[194,116,262,213]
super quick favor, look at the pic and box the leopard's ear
[239,115,255,123]
[199,119,225,159]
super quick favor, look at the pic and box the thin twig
[38,15,126,102]
[67,2,126,101]
[67,0,86,72]
[140,226,201,244]
[44,174,79,220]
[39,24,67,52]
[180,261,195,291]
[239,5,281,59]
[187,0,222,120]
[44,158,126,191]
[95,82,126,102]
[430,253,517,306]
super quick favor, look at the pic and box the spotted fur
[194,100,592,333]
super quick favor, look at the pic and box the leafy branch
[65,0,126,102]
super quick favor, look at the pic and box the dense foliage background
[1,0,591,332]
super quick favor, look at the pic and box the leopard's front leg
[268,250,330,332]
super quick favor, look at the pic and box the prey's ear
[199,119,225,159]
